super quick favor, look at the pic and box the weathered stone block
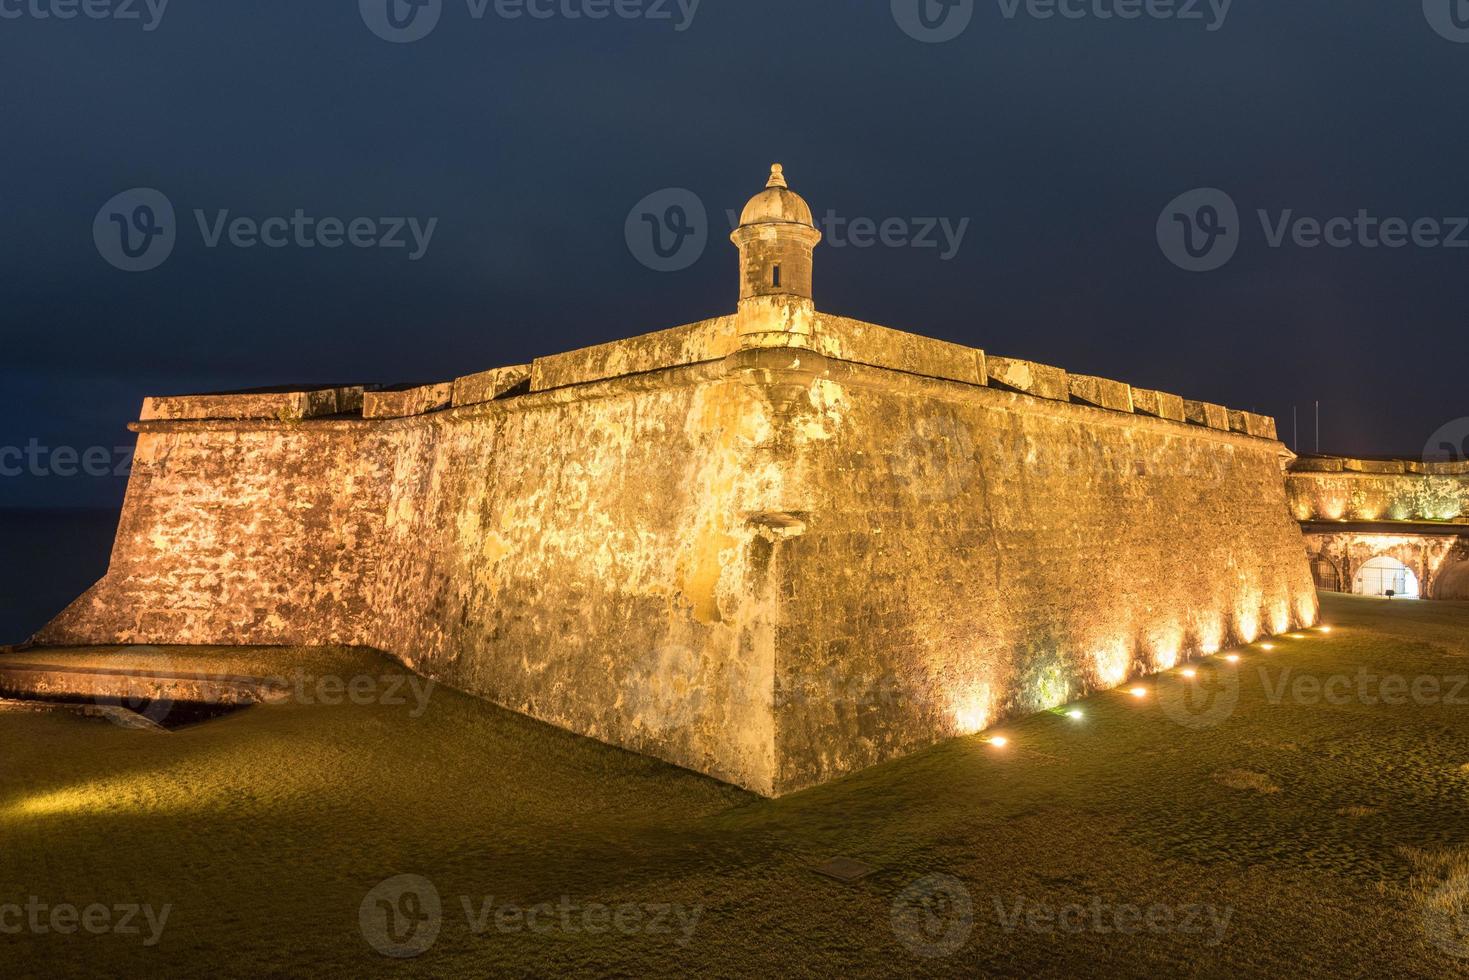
[1131,388,1186,422]
[529,317,736,391]
[363,383,453,419]
[1069,374,1133,413]
[987,356,1069,401]
[1227,409,1277,440]
[1184,399,1230,430]
[813,315,986,387]
[452,365,531,408]
[1345,458,1406,474]
[140,386,364,422]
[1247,412,1278,440]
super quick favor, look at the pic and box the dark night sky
[3,0,1468,509]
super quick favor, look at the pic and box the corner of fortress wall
[37,307,1318,796]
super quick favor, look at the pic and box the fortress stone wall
[1287,456,1469,601]
[38,167,1319,795]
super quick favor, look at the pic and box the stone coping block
[1421,460,1469,475]
[987,356,1069,402]
[1228,409,1279,440]
[1292,456,1469,476]
[140,386,364,422]
[364,383,454,419]
[530,316,736,392]
[1069,374,1133,413]
[1131,388,1186,422]
[813,316,987,387]
[1184,399,1230,431]
[1291,456,1346,472]
[452,365,532,408]
[1344,458,1407,474]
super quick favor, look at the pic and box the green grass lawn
[3,593,1469,977]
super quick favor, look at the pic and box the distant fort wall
[1286,456,1469,601]
[1286,455,1469,523]
[40,311,1316,795]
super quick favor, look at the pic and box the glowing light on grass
[1319,626,1333,634]
[1259,643,1276,651]
[1224,653,1241,664]
[1181,668,1197,679]
[1129,686,1148,699]
[1066,709,1084,721]
[987,736,1009,748]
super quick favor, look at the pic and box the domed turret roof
[738,164,815,228]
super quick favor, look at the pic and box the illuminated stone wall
[42,338,787,793]
[1286,457,1469,523]
[757,348,1315,793]
[39,311,1317,795]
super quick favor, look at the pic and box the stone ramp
[0,644,398,727]
[0,697,168,731]
[0,659,277,708]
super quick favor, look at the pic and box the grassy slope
[2,594,1468,978]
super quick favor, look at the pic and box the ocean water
[0,509,121,645]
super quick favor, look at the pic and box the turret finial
[766,163,787,189]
